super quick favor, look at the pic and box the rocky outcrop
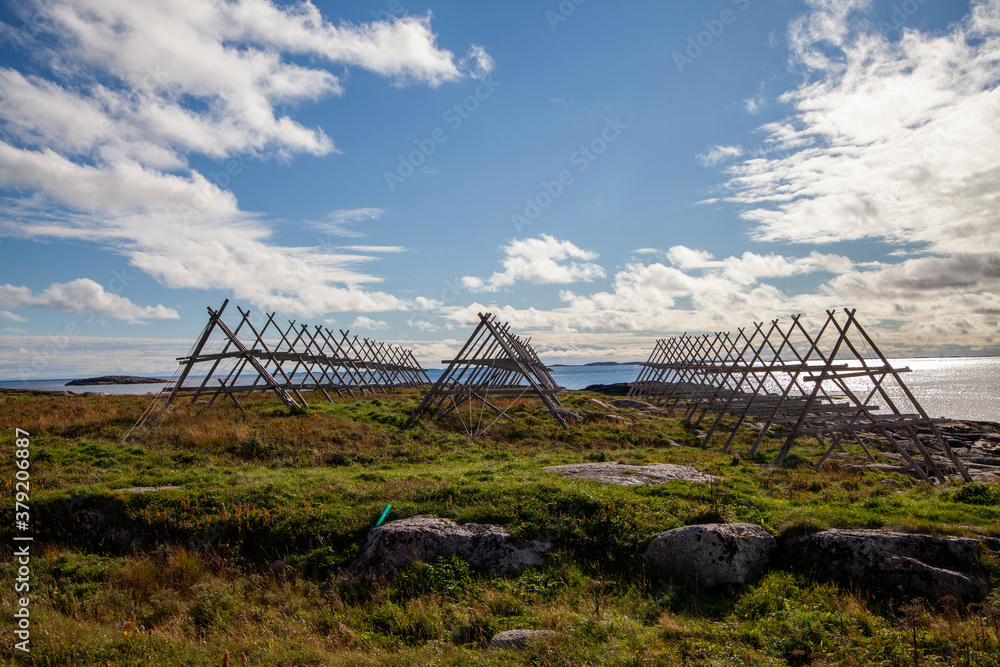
[489,630,560,650]
[583,383,632,396]
[350,515,549,579]
[545,462,721,486]
[784,529,986,602]
[644,523,776,588]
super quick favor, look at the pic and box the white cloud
[665,246,720,270]
[351,316,389,330]
[0,1,489,317]
[666,246,853,285]
[406,319,438,332]
[0,279,178,323]
[696,144,743,167]
[1,310,27,322]
[0,335,194,379]
[722,0,1000,255]
[312,208,387,236]
[443,246,999,354]
[744,94,765,115]
[1,205,408,317]
[461,44,496,79]
[337,245,407,254]
[461,234,605,292]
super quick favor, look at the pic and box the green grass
[0,388,998,666]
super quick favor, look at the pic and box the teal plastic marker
[375,504,392,527]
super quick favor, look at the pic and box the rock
[609,398,657,410]
[644,523,776,588]
[880,556,985,603]
[350,515,549,579]
[583,383,632,396]
[843,464,922,478]
[489,630,560,650]
[544,462,721,486]
[76,509,107,533]
[589,398,611,409]
[554,408,583,425]
[880,480,901,490]
[784,529,985,602]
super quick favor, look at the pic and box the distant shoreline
[65,375,168,386]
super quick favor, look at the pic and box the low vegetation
[1,388,998,666]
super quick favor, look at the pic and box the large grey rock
[881,556,985,603]
[644,523,776,588]
[489,630,560,650]
[785,529,985,602]
[545,462,721,486]
[553,408,583,424]
[350,515,549,579]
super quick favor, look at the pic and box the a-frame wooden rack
[409,312,567,435]
[129,300,429,429]
[628,309,971,483]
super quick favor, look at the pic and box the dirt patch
[543,462,721,486]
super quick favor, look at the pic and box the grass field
[1,388,998,666]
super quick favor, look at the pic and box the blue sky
[0,0,998,379]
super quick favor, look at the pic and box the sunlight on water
[550,357,998,423]
[887,357,1000,422]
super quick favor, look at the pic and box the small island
[65,375,167,386]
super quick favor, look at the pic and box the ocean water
[2,357,996,422]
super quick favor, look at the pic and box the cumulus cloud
[696,144,743,167]
[666,245,853,285]
[0,1,489,316]
[461,235,605,292]
[351,316,390,330]
[445,246,999,354]
[0,279,178,323]
[721,0,1000,255]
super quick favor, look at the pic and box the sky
[0,0,998,379]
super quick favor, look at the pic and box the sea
[2,356,997,423]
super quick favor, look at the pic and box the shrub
[954,482,1000,506]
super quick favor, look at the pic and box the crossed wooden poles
[136,300,429,425]
[628,309,971,483]
[408,312,566,435]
